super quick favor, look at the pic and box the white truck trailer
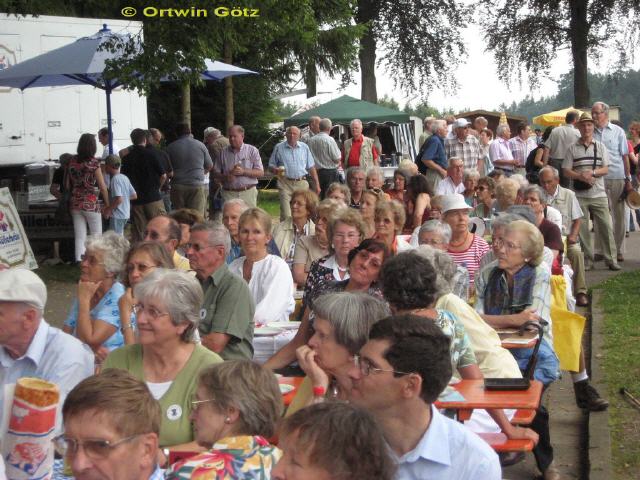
[0,14,147,184]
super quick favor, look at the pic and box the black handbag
[573,142,598,191]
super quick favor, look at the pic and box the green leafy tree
[377,94,400,110]
[404,99,441,120]
[355,0,469,102]
[479,0,640,108]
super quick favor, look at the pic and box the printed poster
[0,188,37,269]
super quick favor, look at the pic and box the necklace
[449,231,470,248]
[337,265,348,272]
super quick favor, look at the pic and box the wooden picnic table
[435,379,543,421]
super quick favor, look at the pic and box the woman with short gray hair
[104,268,223,456]
[64,231,130,356]
[289,292,390,414]
[166,360,282,479]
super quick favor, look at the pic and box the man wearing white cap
[0,269,93,419]
[444,118,484,173]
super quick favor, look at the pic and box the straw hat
[626,190,640,210]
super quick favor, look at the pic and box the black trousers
[317,168,340,199]
[531,387,554,472]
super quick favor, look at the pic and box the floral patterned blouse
[68,156,101,212]
[165,435,281,480]
[434,308,476,373]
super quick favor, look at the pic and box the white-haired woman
[104,269,223,462]
[475,220,560,479]
[64,231,130,360]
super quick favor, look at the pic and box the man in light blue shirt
[346,315,502,480]
[0,269,93,432]
[269,126,321,220]
[592,101,631,261]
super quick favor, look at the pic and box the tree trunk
[569,0,590,108]
[357,0,378,103]
[305,61,317,98]
[224,42,234,128]
[180,82,191,127]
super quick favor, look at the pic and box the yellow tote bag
[550,275,586,372]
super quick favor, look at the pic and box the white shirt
[436,176,465,196]
[392,405,501,480]
[545,205,564,232]
[229,255,295,325]
[0,320,94,433]
[101,142,121,160]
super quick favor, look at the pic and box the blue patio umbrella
[0,24,257,153]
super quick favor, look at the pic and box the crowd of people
[1,102,630,479]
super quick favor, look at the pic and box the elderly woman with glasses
[64,232,130,360]
[380,251,538,444]
[166,361,283,479]
[413,220,470,301]
[475,220,560,479]
[462,169,480,207]
[118,241,174,344]
[287,292,390,414]
[265,239,389,371]
[103,269,223,463]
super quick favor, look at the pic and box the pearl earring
[225,417,231,424]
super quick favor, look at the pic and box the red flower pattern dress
[68,157,101,212]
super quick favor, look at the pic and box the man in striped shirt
[562,112,620,271]
[445,118,484,173]
[509,122,537,177]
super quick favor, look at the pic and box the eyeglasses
[353,355,412,377]
[419,238,444,247]
[334,233,360,240]
[475,186,487,192]
[80,254,103,266]
[126,263,156,274]
[493,238,522,251]
[190,395,216,410]
[53,434,141,459]
[185,243,215,253]
[133,303,170,319]
[143,230,162,241]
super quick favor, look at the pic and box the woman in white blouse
[229,208,295,325]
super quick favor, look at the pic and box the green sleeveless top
[103,344,222,447]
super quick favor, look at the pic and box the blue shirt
[418,134,446,174]
[268,140,315,178]
[110,172,136,219]
[392,405,501,480]
[0,320,94,431]
[594,122,629,180]
[65,282,127,351]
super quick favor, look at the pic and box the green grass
[594,271,640,479]
[36,263,80,284]
[258,188,281,219]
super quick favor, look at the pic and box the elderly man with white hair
[436,157,466,196]
[418,116,436,147]
[307,118,341,198]
[412,220,470,301]
[592,101,631,263]
[490,123,517,175]
[0,268,93,426]
[342,118,379,171]
[269,126,321,220]
[418,119,448,192]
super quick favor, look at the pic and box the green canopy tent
[284,95,416,160]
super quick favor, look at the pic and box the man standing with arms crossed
[591,101,631,263]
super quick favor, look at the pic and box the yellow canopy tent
[532,107,581,127]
